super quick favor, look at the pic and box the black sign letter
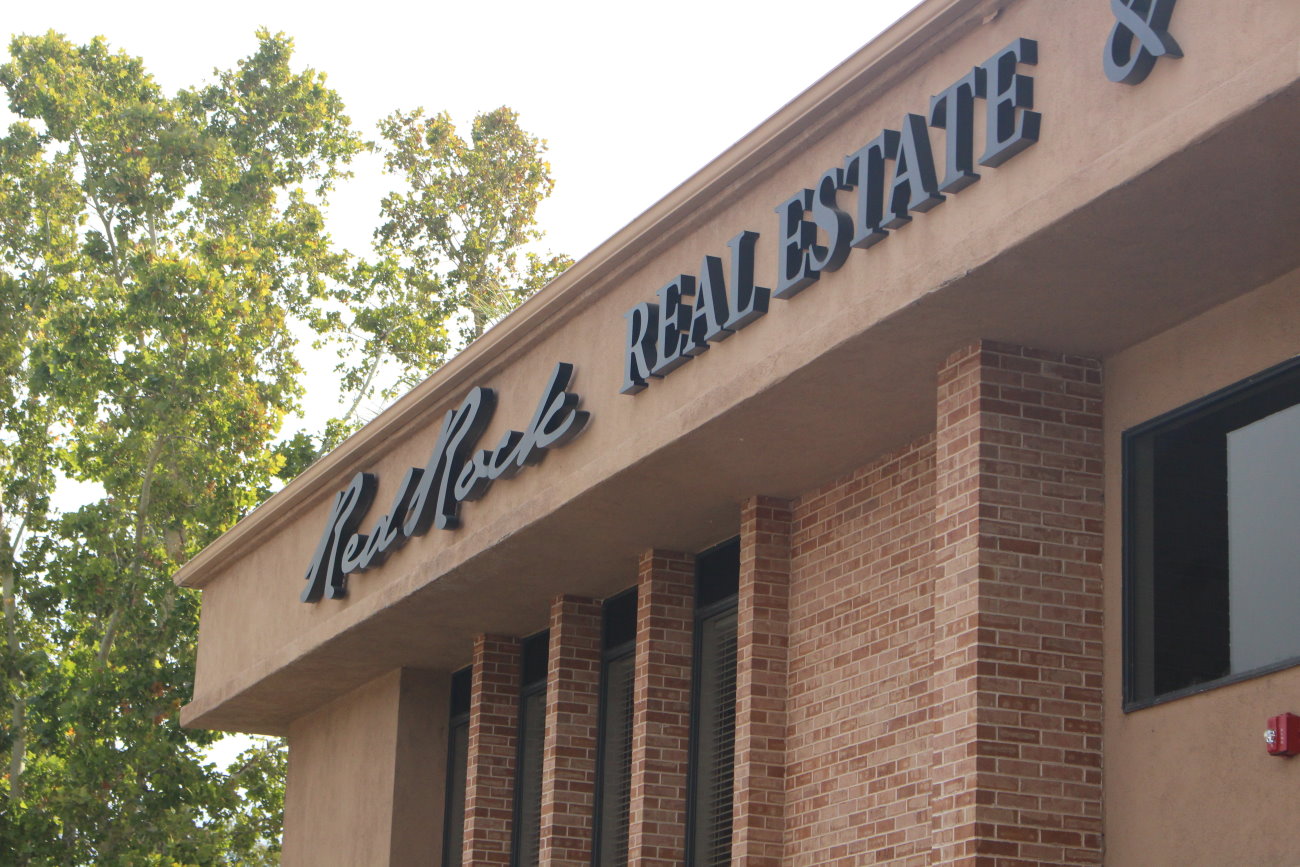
[844,129,900,250]
[1104,0,1181,85]
[302,472,378,602]
[686,255,731,355]
[774,189,819,299]
[620,302,660,395]
[930,67,985,194]
[722,230,769,332]
[979,38,1041,168]
[650,276,696,376]
[887,113,945,227]
[809,167,853,273]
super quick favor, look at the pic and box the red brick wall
[732,496,793,865]
[540,596,602,867]
[779,341,1103,866]
[462,634,521,866]
[448,342,1103,866]
[627,550,695,866]
[785,434,939,865]
[930,341,1104,865]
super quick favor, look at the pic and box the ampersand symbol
[1104,0,1183,85]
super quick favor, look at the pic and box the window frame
[511,630,550,867]
[685,537,740,867]
[1123,354,1300,711]
[591,588,638,867]
[442,667,472,867]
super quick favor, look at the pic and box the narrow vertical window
[442,667,472,867]
[593,589,637,867]
[687,537,740,867]
[512,631,549,866]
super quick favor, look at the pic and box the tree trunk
[2,511,26,805]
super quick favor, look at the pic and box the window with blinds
[593,589,638,867]
[442,667,472,867]
[512,631,549,867]
[687,538,740,867]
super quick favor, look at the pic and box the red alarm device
[1265,713,1300,757]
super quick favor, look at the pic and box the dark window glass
[594,589,637,867]
[687,538,739,867]
[603,588,638,652]
[1126,359,1300,707]
[689,608,738,866]
[695,537,740,609]
[595,655,635,865]
[512,632,549,867]
[442,667,472,867]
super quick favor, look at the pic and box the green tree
[0,29,360,863]
[326,106,571,438]
[0,27,568,864]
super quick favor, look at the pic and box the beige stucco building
[178,0,1300,863]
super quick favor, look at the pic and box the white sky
[3,0,923,265]
[4,0,923,427]
[4,0,922,760]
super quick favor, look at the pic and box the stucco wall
[282,669,448,866]
[1103,267,1300,865]
[181,0,1300,735]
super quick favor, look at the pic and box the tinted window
[1125,359,1300,706]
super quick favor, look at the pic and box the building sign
[301,17,1188,602]
[1104,0,1181,85]
[621,38,1041,395]
[302,362,590,602]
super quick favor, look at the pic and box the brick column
[627,550,695,866]
[539,595,602,866]
[930,341,1104,865]
[463,634,521,866]
[732,496,793,865]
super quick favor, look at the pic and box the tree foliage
[0,29,358,863]
[329,106,571,435]
[0,27,567,864]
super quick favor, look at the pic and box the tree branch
[336,341,388,440]
[97,434,167,666]
[71,131,126,285]
[1,503,27,805]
